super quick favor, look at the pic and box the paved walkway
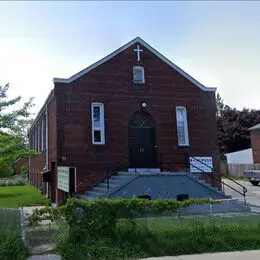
[28,250,260,260]
[223,179,260,211]
[23,206,46,215]
[140,250,260,260]
[28,255,60,260]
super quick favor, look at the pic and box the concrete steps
[78,171,229,201]
[79,172,137,200]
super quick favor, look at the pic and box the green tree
[216,93,260,153]
[216,92,225,117]
[0,83,36,176]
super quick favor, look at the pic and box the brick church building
[29,37,220,205]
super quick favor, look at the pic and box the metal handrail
[189,155,247,203]
[106,155,128,191]
[75,179,91,195]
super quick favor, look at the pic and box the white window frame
[133,66,145,84]
[32,132,35,150]
[91,102,105,145]
[37,125,41,152]
[176,106,189,146]
[41,118,45,151]
[34,129,37,151]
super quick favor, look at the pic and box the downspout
[45,106,49,197]
[45,106,48,170]
[28,132,31,184]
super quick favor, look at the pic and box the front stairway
[78,171,250,214]
[79,171,229,201]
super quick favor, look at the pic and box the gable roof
[53,37,216,92]
[248,123,260,131]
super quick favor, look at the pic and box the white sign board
[57,166,70,192]
[189,157,213,173]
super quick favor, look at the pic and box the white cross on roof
[134,45,143,61]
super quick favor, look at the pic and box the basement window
[133,66,145,84]
[91,102,105,145]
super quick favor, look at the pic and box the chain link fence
[0,207,68,254]
[1,199,260,254]
[0,207,21,236]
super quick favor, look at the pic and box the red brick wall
[29,95,57,197]
[54,42,220,190]
[47,97,57,201]
[251,131,260,163]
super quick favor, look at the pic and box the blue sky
[1,1,260,114]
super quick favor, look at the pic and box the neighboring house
[28,37,221,205]
[14,158,28,175]
[249,123,260,163]
[225,148,253,164]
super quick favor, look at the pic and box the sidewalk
[23,206,46,215]
[28,255,60,260]
[140,250,260,260]
[28,250,260,260]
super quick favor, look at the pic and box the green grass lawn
[56,214,260,260]
[0,185,49,208]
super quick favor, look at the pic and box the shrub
[20,165,28,175]
[0,231,28,260]
[29,198,217,239]
[57,216,260,260]
[0,165,13,177]
[0,175,27,187]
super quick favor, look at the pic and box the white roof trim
[29,90,54,132]
[53,37,216,92]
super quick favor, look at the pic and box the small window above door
[133,66,145,84]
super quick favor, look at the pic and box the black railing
[103,152,247,203]
[105,155,129,191]
[189,155,247,204]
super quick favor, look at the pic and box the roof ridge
[53,37,216,92]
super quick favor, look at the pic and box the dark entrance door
[128,111,157,168]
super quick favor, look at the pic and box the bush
[29,198,215,238]
[20,165,28,175]
[0,175,27,187]
[0,165,13,177]
[30,198,260,260]
[57,216,260,260]
[0,231,28,260]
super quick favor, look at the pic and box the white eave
[29,90,54,132]
[53,37,216,92]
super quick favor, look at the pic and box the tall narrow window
[41,118,45,151]
[34,129,37,151]
[133,66,145,84]
[32,132,35,150]
[37,125,40,152]
[91,102,105,145]
[176,106,189,146]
